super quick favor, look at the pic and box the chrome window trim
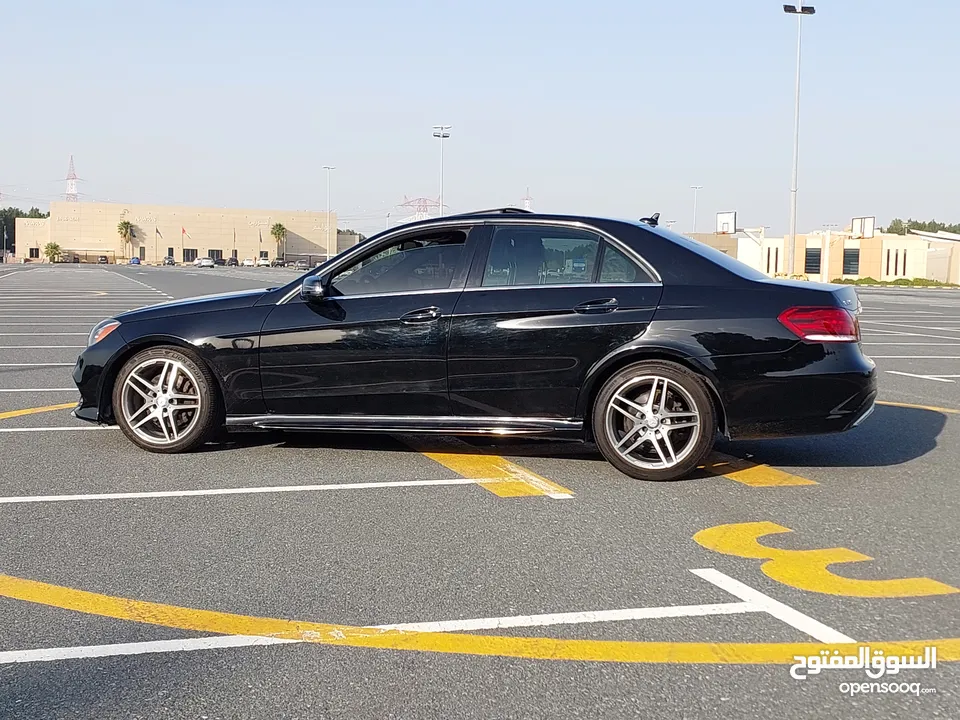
[277,217,662,304]
[483,217,663,285]
[461,282,661,293]
[277,219,482,305]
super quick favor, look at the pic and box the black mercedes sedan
[72,208,876,481]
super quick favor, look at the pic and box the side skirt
[224,414,584,437]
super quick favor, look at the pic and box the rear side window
[483,226,601,286]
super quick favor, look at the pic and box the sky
[2,0,958,237]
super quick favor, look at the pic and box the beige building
[690,227,960,284]
[14,201,342,264]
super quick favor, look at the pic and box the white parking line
[0,363,75,367]
[886,371,959,383]
[860,328,960,341]
[861,321,960,333]
[0,388,76,392]
[0,478,482,504]
[374,601,762,633]
[870,356,960,359]
[690,569,855,644]
[0,346,84,349]
[0,568,852,665]
[0,333,88,336]
[0,636,297,665]
[862,343,960,346]
[0,426,115,432]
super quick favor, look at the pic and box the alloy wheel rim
[604,375,701,470]
[120,358,202,446]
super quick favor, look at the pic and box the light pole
[323,165,335,257]
[432,125,451,216]
[783,3,816,277]
[690,186,703,234]
[386,212,391,230]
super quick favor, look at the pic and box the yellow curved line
[877,400,960,415]
[1,572,957,664]
[0,403,76,421]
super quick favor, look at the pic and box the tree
[117,220,134,258]
[42,242,63,263]
[270,223,287,258]
[0,206,50,256]
[884,218,960,235]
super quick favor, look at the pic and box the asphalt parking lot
[0,265,957,719]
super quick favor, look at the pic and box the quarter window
[599,243,644,283]
[483,227,601,287]
[331,230,466,296]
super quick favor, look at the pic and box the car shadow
[714,404,946,469]
[199,404,946,471]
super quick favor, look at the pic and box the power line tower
[522,187,533,211]
[396,196,441,224]
[64,155,80,202]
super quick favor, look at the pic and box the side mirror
[300,274,329,301]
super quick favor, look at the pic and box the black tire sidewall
[592,361,716,481]
[112,347,220,453]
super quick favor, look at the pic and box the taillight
[778,306,860,343]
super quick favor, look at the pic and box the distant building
[689,227,960,284]
[14,201,351,264]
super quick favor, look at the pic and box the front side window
[483,226,601,287]
[331,230,467,297]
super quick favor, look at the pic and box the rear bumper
[718,344,878,440]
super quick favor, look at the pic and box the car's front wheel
[592,361,716,481]
[112,347,221,453]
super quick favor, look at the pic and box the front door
[448,223,663,419]
[259,226,478,416]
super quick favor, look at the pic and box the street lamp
[783,3,816,277]
[690,186,703,234]
[432,125,451,217]
[323,165,335,257]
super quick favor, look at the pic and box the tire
[112,346,222,453]
[592,361,716,481]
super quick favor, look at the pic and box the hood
[114,288,271,322]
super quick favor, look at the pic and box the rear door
[447,222,663,419]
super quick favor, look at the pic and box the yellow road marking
[0,403,76,421]
[407,438,574,498]
[699,452,817,487]
[878,400,960,415]
[0,572,957,664]
[694,521,959,598]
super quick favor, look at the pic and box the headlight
[87,319,120,347]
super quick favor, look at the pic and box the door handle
[574,298,619,314]
[400,306,442,324]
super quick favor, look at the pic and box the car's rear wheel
[592,361,716,481]
[112,347,221,453]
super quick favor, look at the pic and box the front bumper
[71,330,129,424]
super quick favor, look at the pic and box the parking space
[0,270,957,718]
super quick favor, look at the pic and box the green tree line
[1,206,50,254]
[884,218,960,235]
